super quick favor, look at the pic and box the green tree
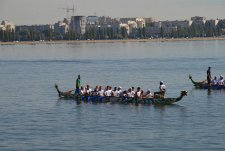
[160,27,164,38]
[142,26,146,38]
[121,27,128,39]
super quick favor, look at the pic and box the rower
[86,85,92,95]
[218,75,225,85]
[93,86,99,96]
[211,76,218,85]
[131,87,135,97]
[144,90,153,98]
[135,87,141,98]
[80,86,86,95]
[104,86,112,97]
[112,87,118,97]
[97,86,105,102]
[122,91,128,97]
[97,86,104,96]
[140,90,144,98]
[127,88,133,98]
[118,86,123,97]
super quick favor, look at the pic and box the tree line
[1,20,225,42]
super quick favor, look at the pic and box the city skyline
[1,0,225,25]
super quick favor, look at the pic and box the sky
[0,0,225,25]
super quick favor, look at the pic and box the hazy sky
[0,0,225,25]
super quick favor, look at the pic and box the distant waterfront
[1,37,225,45]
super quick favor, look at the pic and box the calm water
[0,41,225,150]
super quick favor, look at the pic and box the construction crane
[58,5,75,19]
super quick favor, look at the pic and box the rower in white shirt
[86,85,92,95]
[104,86,112,96]
[131,87,135,97]
[97,86,104,96]
[144,90,154,98]
[117,86,123,97]
[80,86,86,95]
[127,88,133,98]
[218,75,225,85]
[135,87,142,98]
[112,87,118,97]
[211,76,218,85]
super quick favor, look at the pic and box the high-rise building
[70,16,87,35]
[87,16,99,25]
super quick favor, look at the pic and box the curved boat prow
[172,90,188,103]
[55,84,61,97]
[189,74,198,86]
[189,75,208,88]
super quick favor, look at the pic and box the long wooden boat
[55,84,187,105]
[189,75,225,89]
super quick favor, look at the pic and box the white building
[87,16,99,25]
[0,20,15,31]
[120,23,129,34]
[128,21,137,33]
[136,18,146,28]
[145,17,156,24]
[0,25,6,31]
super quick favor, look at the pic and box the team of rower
[75,75,166,99]
[207,67,225,86]
[80,85,154,99]
[211,75,225,85]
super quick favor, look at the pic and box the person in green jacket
[75,75,81,94]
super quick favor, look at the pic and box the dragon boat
[189,75,225,89]
[55,84,187,105]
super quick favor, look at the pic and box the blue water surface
[0,40,225,150]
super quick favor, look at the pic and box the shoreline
[1,37,225,45]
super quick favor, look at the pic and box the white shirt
[81,89,86,95]
[112,90,119,97]
[136,91,141,98]
[105,90,112,96]
[127,92,133,98]
[86,88,92,94]
[160,84,166,92]
[218,79,224,85]
[211,79,218,85]
[145,93,153,98]
[98,90,104,96]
